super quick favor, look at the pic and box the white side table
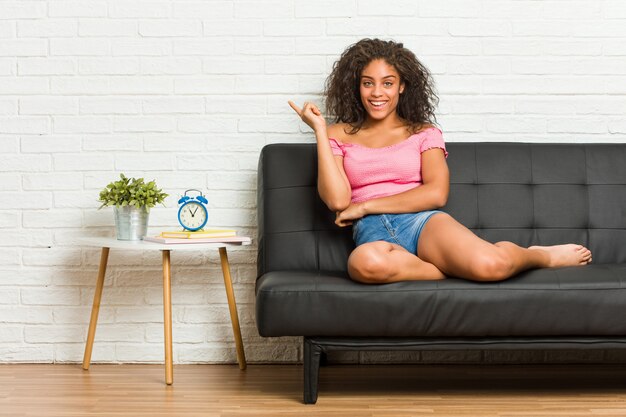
[78,236,251,385]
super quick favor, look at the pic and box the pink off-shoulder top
[328,127,448,204]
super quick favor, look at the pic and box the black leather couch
[255,142,626,404]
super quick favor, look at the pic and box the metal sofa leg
[303,338,323,404]
[320,351,328,366]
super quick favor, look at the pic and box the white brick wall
[1,0,625,365]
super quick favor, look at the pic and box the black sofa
[255,142,626,404]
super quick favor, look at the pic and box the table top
[78,236,252,251]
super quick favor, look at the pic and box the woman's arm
[288,101,351,211]
[335,148,448,225]
[317,124,352,211]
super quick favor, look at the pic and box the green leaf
[98,173,169,210]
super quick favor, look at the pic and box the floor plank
[1,364,626,416]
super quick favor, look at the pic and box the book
[159,229,237,239]
[143,235,251,245]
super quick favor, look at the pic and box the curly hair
[324,38,438,134]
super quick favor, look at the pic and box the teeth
[371,101,386,106]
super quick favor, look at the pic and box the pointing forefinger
[287,101,302,116]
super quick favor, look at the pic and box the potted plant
[98,174,168,240]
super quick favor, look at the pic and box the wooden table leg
[83,247,110,370]
[219,247,247,370]
[162,250,174,385]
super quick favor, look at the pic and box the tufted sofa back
[257,143,626,277]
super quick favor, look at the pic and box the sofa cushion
[257,143,626,279]
[256,264,626,337]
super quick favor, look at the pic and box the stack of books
[143,229,250,244]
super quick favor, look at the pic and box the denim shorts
[352,211,443,255]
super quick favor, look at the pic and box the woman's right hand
[288,101,326,133]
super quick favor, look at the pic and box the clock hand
[191,207,198,217]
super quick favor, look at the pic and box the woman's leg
[417,213,592,282]
[348,241,446,284]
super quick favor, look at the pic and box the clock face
[178,201,207,230]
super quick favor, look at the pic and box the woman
[289,38,592,284]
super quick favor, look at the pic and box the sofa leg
[320,351,328,366]
[303,338,323,404]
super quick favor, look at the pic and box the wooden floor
[1,363,626,416]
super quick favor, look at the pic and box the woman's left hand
[335,203,366,227]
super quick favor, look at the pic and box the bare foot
[528,244,592,267]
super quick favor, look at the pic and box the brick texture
[1,0,625,366]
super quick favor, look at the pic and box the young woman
[289,38,592,284]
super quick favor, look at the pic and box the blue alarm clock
[177,189,208,231]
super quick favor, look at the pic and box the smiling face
[359,59,405,123]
